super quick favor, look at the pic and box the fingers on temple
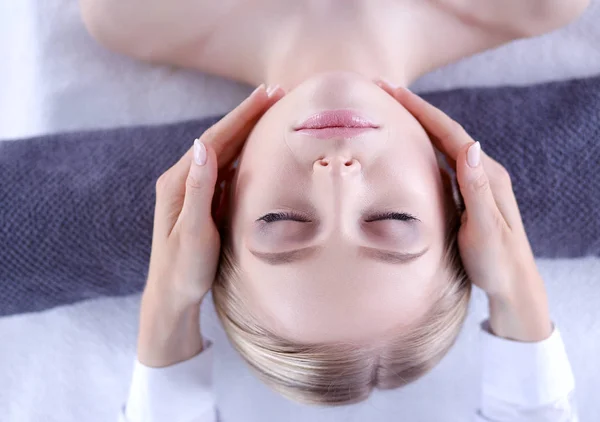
[456,143,503,232]
[374,80,472,163]
[480,152,523,231]
[160,85,282,192]
[394,88,473,160]
[456,143,522,232]
[374,79,525,232]
[179,143,219,232]
[165,146,196,194]
[200,84,285,168]
[154,150,192,237]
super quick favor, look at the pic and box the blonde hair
[213,201,470,405]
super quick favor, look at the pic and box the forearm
[137,287,204,368]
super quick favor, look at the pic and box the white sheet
[1,1,599,421]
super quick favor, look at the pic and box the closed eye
[259,212,418,223]
[257,212,312,223]
[365,212,419,223]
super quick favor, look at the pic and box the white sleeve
[474,322,578,422]
[118,341,216,422]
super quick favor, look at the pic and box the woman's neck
[258,9,417,91]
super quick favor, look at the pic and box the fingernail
[194,138,207,166]
[266,84,280,98]
[467,142,481,168]
[252,84,266,96]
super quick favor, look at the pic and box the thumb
[178,139,218,232]
[456,142,502,232]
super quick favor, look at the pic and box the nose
[313,156,362,175]
[312,155,362,239]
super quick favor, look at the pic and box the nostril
[318,159,330,167]
[344,158,360,168]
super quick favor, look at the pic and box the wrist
[487,274,552,342]
[144,274,209,311]
[137,289,204,367]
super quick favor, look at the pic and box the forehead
[235,242,447,344]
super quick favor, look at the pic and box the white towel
[0,1,599,421]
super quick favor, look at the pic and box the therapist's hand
[139,84,284,367]
[376,80,552,343]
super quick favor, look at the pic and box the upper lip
[294,110,379,130]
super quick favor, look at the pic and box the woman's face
[229,71,450,345]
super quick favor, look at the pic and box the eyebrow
[250,246,321,265]
[249,245,429,266]
[358,246,429,264]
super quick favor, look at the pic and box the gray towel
[1,76,599,316]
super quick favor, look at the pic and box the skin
[139,85,554,370]
[229,73,451,343]
[140,86,286,366]
[81,0,590,89]
[79,0,590,365]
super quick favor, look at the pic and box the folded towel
[425,76,600,259]
[1,76,598,317]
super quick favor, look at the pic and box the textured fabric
[1,76,599,316]
[0,116,218,316]
[422,76,600,258]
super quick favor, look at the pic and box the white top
[118,321,576,422]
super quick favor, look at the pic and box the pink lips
[294,110,378,139]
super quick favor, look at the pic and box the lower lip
[297,127,374,139]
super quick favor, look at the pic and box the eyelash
[257,212,311,223]
[365,212,418,222]
[257,212,418,223]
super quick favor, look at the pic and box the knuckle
[471,173,491,194]
[186,173,206,191]
[186,172,216,199]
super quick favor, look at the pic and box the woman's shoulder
[79,0,249,63]
[431,0,590,37]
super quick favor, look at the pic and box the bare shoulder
[433,0,591,37]
[79,0,239,62]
